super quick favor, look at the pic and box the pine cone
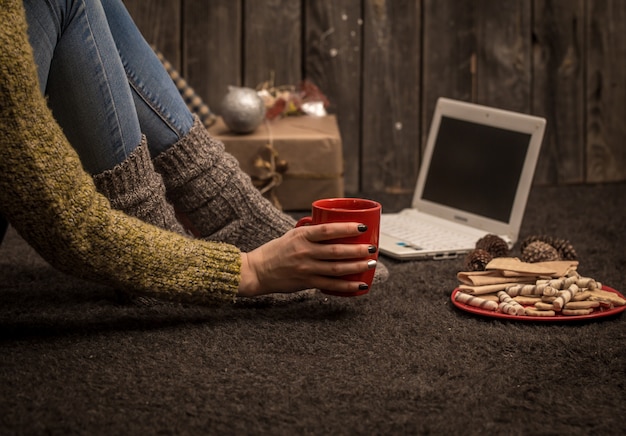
[520,235,577,261]
[521,241,559,263]
[475,234,509,258]
[520,235,545,252]
[545,237,578,260]
[464,248,493,271]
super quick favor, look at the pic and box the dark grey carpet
[1,183,625,435]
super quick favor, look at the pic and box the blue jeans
[23,0,194,174]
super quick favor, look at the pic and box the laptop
[379,97,546,260]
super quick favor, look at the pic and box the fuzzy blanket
[1,183,624,435]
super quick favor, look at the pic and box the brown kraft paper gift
[208,115,344,210]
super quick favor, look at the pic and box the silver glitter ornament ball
[220,86,266,134]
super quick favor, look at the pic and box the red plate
[451,285,626,321]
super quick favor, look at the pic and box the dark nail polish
[368,245,377,254]
[359,284,369,290]
[358,224,368,232]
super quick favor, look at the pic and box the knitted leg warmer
[153,116,296,252]
[93,136,186,235]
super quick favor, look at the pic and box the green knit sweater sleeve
[0,0,241,304]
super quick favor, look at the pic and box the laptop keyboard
[381,213,480,250]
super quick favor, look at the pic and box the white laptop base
[380,210,511,260]
[379,98,546,260]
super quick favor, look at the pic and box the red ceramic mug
[296,198,382,297]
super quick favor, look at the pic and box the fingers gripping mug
[296,198,382,297]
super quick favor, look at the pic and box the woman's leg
[153,116,297,252]
[95,0,296,250]
[22,0,185,234]
[23,0,141,174]
[26,0,295,250]
[100,0,194,157]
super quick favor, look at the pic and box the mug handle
[296,216,313,227]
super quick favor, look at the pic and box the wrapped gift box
[208,115,344,210]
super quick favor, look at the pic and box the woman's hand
[238,222,376,297]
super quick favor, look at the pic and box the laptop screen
[421,116,531,224]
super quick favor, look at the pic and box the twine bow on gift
[251,142,288,210]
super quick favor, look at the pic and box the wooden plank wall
[123,0,626,197]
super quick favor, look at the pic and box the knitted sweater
[0,0,241,304]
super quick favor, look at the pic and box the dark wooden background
[123,0,626,198]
